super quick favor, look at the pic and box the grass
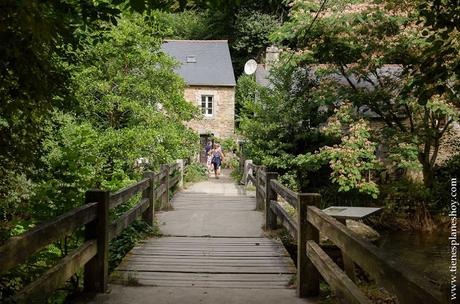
[125,271,141,286]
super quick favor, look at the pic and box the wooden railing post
[242,160,253,185]
[297,193,321,298]
[160,164,170,209]
[142,172,154,226]
[176,159,184,189]
[265,172,278,230]
[337,218,357,282]
[84,190,110,293]
[255,167,262,210]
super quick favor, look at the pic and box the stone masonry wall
[184,86,235,139]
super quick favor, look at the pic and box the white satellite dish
[244,59,258,75]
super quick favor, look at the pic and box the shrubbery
[185,163,209,184]
[0,13,198,301]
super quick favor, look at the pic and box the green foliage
[235,74,261,126]
[232,9,280,70]
[223,157,240,170]
[219,137,238,153]
[411,0,460,105]
[316,105,381,198]
[0,170,35,242]
[230,165,243,182]
[0,12,200,302]
[240,0,458,202]
[34,112,102,222]
[270,0,459,190]
[153,1,287,73]
[72,13,199,174]
[0,0,122,243]
[185,163,209,184]
[109,220,158,272]
[0,0,121,175]
[155,10,211,39]
[238,63,337,192]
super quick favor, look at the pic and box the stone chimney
[265,45,280,71]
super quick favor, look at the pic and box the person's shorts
[213,160,221,170]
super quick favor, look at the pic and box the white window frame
[201,95,214,117]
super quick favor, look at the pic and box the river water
[378,230,450,285]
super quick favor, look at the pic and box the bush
[230,164,243,183]
[109,220,158,272]
[185,163,208,184]
[222,157,239,170]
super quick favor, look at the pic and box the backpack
[212,151,221,163]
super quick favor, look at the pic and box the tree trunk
[422,163,434,188]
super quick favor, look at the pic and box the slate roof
[255,64,403,118]
[161,40,236,87]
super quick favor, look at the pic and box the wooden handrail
[108,198,150,240]
[14,240,97,303]
[270,180,297,208]
[269,200,297,238]
[245,159,442,303]
[110,178,150,209]
[307,206,443,304]
[306,241,371,304]
[1,159,187,302]
[0,202,98,274]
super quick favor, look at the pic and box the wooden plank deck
[112,236,295,288]
[96,170,307,303]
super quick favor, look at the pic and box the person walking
[205,141,213,175]
[211,143,224,179]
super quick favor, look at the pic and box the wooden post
[242,159,253,185]
[255,167,262,210]
[160,164,170,209]
[84,190,109,293]
[265,172,278,230]
[337,218,357,282]
[142,172,154,226]
[297,193,321,298]
[176,159,184,189]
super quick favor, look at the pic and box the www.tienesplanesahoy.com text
[450,178,458,302]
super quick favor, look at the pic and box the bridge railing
[245,161,443,304]
[0,160,185,303]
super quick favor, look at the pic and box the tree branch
[339,64,358,91]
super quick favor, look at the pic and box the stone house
[255,46,460,180]
[161,40,236,162]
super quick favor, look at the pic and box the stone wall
[184,86,235,138]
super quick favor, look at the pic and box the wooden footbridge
[0,161,446,303]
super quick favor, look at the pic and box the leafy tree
[1,11,199,239]
[0,0,121,243]
[72,13,198,181]
[155,10,211,39]
[232,9,281,70]
[1,12,200,300]
[238,64,335,191]
[272,0,459,188]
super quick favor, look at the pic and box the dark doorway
[199,134,213,164]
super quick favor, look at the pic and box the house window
[201,95,213,116]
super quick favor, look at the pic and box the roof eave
[186,83,236,87]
